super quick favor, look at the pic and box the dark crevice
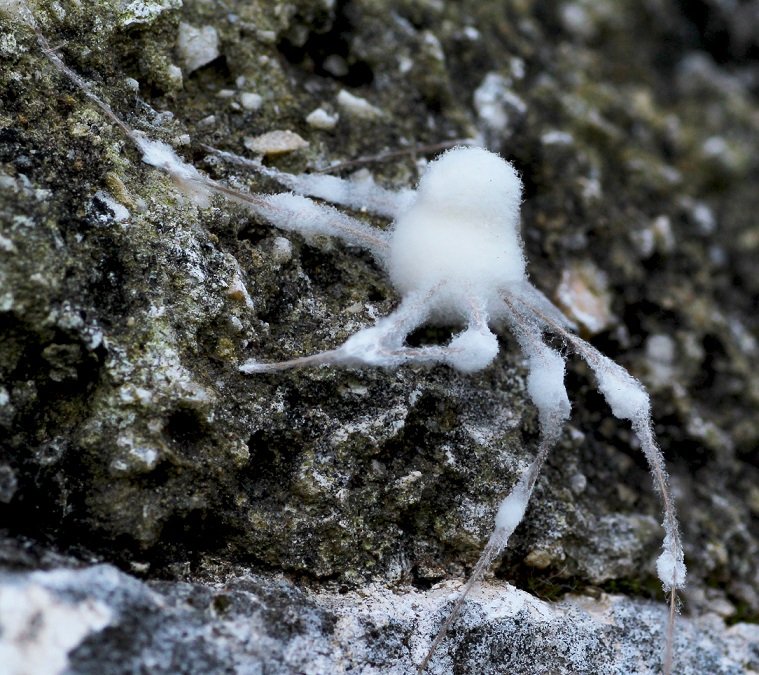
[188,55,233,87]
[244,429,301,501]
[165,407,210,452]
[277,0,374,87]
[677,0,759,64]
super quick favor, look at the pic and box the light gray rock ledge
[1,564,757,675]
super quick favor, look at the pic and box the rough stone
[1,0,758,672]
[1,563,757,674]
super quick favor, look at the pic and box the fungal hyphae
[4,3,685,673]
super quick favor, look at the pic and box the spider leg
[511,279,577,331]
[203,145,415,219]
[248,192,391,256]
[510,290,685,675]
[131,158,392,257]
[23,16,391,258]
[350,292,502,371]
[244,291,503,376]
[238,349,345,373]
[241,289,436,373]
[419,297,569,673]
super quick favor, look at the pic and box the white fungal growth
[592,356,651,421]
[445,324,499,373]
[258,193,391,253]
[389,147,526,318]
[252,163,414,219]
[494,481,529,534]
[233,148,684,674]
[526,348,571,425]
[136,139,187,175]
[657,548,687,591]
[137,138,212,205]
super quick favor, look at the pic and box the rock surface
[1,0,758,673]
[2,560,758,674]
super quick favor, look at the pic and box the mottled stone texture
[2,561,758,674]
[0,0,758,672]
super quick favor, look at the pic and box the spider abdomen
[388,146,527,317]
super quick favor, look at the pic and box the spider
[9,3,685,672]
[234,145,687,675]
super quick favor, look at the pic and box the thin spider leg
[239,340,483,373]
[466,295,488,330]
[502,296,571,480]
[240,289,436,373]
[513,295,685,569]
[27,20,142,146]
[238,349,344,373]
[20,13,391,258]
[428,294,501,373]
[419,299,569,673]
[311,139,474,174]
[511,293,685,675]
[241,287,499,377]
[373,286,441,344]
[232,190,391,256]
[512,280,577,330]
[361,291,501,371]
[203,145,415,219]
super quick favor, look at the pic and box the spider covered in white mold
[6,3,685,672]
[238,145,687,675]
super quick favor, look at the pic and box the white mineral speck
[337,90,383,120]
[323,54,349,77]
[94,191,130,223]
[240,92,263,111]
[645,334,676,388]
[120,0,182,27]
[541,130,574,145]
[130,447,159,472]
[397,55,413,74]
[0,234,16,252]
[474,72,526,135]
[271,237,293,264]
[177,22,220,73]
[0,33,19,57]
[244,130,309,156]
[692,202,716,235]
[225,272,254,308]
[556,260,614,334]
[306,108,339,130]
[166,64,183,89]
[570,472,588,494]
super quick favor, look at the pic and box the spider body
[388,146,526,320]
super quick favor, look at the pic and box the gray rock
[1,563,758,674]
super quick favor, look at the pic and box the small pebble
[244,130,309,156]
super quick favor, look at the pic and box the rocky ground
[1,0,758,673]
